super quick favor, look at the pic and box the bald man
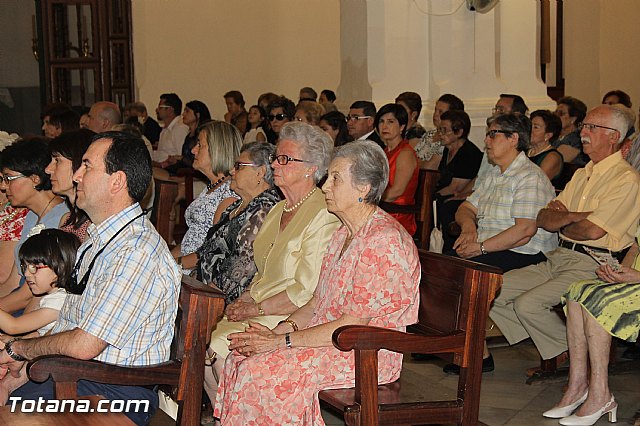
[85,101,122,133]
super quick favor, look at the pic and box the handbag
[429,200,444,253]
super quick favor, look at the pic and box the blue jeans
[11,378,159,425]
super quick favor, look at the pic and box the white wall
[131,0,341,118]
[564,0,640,115]
[0,1,39,88]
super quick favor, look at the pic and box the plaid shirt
[467,151,558,255]
[51,204,181,366]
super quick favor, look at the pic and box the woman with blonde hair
[171,121,241,266]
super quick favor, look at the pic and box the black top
[437,139,483,191]
[143,117,162,144]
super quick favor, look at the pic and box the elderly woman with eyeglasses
[434,110,483,252]
[0,138,68,311]
[203,122,340,403]
[214,141,420,425]
[195,142,280,303]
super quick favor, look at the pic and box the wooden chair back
[28,275,225,426]
[380,169,440,250]
[318,250,502,426]
[151,178,178,245]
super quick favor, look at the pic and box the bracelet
[257,302,265,316]
[285,333,292,348]
[278,319,299,332]
[480,241,489,255]
[5,338,26,362]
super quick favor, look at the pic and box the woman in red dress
[375,103,419,235]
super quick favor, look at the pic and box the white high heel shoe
[543,390,589,418]
[559,395,617,426]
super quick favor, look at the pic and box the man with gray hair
[85,101,122,133]
[489,105,640,372]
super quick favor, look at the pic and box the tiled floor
[189,338,639,425]
[321,339,640,426]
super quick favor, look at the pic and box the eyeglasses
[436,127,454,135]
[269,154,306,165]
[20,263,49,275]
[268,113,287,122]
[346,115,372,122]
[233,161,257,171]
[492,106,507,114]
[157,105,172,109]
[485,129,513,139]
[579,123,619,133]
[0,173,26,184]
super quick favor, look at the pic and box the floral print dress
[214,208,420,425]
[197,188,280,304]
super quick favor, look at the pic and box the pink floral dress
[215,208,420,425]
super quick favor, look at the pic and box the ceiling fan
[466,0,499,13]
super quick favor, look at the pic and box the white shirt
[151,116,189,162]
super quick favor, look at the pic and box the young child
[0,228,79,404]
[243,105,268,144]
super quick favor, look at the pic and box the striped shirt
[467,151,557,254]
[51,204,181,366]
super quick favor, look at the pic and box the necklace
[529,143,552,157]
[207,175,227,192]
[36,196,58,225]
[283,187,317,213]
[231,200,247,218]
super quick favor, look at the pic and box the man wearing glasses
[152,93,189,166]
[346,101,385,149]
[489,105,640,373]
[0,132,181,425]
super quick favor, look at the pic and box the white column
[337,0,556,146]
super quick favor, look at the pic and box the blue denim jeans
[11,378,159,425]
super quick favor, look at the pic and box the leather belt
[558,238,627,262]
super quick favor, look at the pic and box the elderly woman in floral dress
[214,140,420,425]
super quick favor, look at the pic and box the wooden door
[36,0,134,111]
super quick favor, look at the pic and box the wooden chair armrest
[332,325,466,355]
[28,356,180,387]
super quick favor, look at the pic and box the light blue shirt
[51,203,181,366]
[467,152,558,254]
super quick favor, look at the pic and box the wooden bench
[28,275,225,426]
[319,250,502,426]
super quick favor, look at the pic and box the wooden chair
[27,275,225,426]
[380,169,440,250]
[319,250,503,426]
[151,178,179,245]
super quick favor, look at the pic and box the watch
[480,241,489,255]
[5,338,26,362]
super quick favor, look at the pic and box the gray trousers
[489,248,598,360]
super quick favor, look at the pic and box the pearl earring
[304,174,309,178]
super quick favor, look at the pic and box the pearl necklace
[283,187,317,213]
[207,175,227,192]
